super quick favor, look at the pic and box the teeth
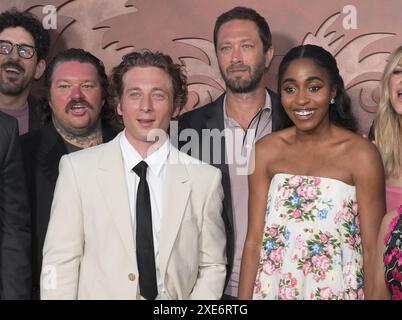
[295,110,314,116]
[5,67,20,73]
[71,104,86,109]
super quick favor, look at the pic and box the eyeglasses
[0,40,36,59]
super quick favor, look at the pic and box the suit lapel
[204,95,229,175]
[37,123,68,186]
[97,136,136,264]
[159,148,190,280]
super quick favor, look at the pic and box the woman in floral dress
[238,45,386,300]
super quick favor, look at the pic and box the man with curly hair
[0,8,50,134]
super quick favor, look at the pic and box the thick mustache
[65,99,92,112]
[1,61,25,73]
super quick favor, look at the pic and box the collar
[223,89,272,121]
[119,130,170,177]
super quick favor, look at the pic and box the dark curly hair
[42,48,113,124]
[213,6,272,53]
[0,8,50,61]
[277,44,357,132]
[109,50,188,123]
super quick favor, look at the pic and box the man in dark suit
[21,48,119,299]
[178,7,291,299]
[0,111,31,299]
[0,9,50,134]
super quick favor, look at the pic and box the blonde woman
[374,46,402,212]
[372,46,402,300]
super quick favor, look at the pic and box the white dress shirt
[119,130,170,297]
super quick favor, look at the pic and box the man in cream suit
[41,51,227,300]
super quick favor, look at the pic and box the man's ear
[265,47,274,69]
[117,102,123,116]
[34,59,46,80]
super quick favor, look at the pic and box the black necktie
[133,161,158,300]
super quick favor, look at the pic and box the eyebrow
[282,76,324,84]
[0,39,35,47]
[54,79,97,84]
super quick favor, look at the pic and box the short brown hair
[109,50,188,118]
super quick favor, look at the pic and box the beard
[0,61,30,96]
[220,59,266,94]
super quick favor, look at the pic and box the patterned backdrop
[2,0,401,133]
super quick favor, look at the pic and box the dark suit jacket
[28,95,45,132]
[21,121,119,299]
[177,90,291,287]
[0,111,31,299]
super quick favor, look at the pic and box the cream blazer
[41,136,226,300]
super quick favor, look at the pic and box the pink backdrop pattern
[2,0,401,133]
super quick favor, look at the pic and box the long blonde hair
[374,46,402,178]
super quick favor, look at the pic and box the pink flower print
[348,237,355,247]
[392,268,402,283]
[302,201,314,213]
[343,210,353,221]
[260,248,267,261]
[352,202,358,213]
[334,211,342,224]
[391,285,402,300]
[312,255,331,272]
[300,246,309,259]
[384,253,394,265]
[296,184,318,200]
[270,246,284,263]
[262,260,276,275]
[253,291,264,300]
[323,244,334,256]
[288,175,303,187]
[278,233,286,244]
[319,234,328,244]
[313,177,321,186]
[302,261,313,275]
[313,273,326,282]
[355,235,361,246]
[268,227,277,237]
[344,274,357,288]
[357,288,365,300]
[295,235,303,249]
[319,287,334,300]
[279,187,292,200]
[293,209,302,219]
[290,277,297,286]
[279,286,297,300]
[274,197,281,211]
[346,290,358,300]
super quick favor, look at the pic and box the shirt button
[128,273,136,281]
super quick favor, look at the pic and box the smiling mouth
[5,67,22,74]
[69,105,88,116]
[294,109,314,116]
